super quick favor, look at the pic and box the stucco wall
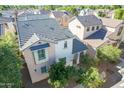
[22,40,55,83]
[55,38,74,66]
[83,25,102,39]
[22,38,74,83]
[69,18,84,40]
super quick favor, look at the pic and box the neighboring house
[79,9,96,16]
[69,15,124,57]
[17,16,87,83]
[101,17,124,44]
[0,17,15,37]
[50,11,72,27]
[96,9,115,19]
[69,15,103,40]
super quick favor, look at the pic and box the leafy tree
[78,67,105,88]
[98,11,106,17]
[114,9,124,20]
[0,32,23,88]
[48,61,69,88]
[97,45,121,63]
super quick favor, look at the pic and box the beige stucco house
[69,15,124,57]
[17,15,87,83]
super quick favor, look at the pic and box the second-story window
[87,27,90,31]
[96,26,99,30]
[64,41,67,49]
[38,49,46,61]
[92,26,95,31]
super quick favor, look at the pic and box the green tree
[78,67,105,88]
[98,11,106,17]
[48,61,69,88]
[0,32,23,88]
[114,9,124,20]
[97,45,121,63]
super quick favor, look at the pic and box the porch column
[76,52,80,64]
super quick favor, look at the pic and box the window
[92,26,95,31]
[41,66,47,73]
[37,49,46,61]
[64,41,67,48]
[96,26,99,30]
[87,27,90,31]
[59,57,66,62]
[117,27,123,36]
[76,25,81,29]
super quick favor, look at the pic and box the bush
[78,67,105,88]
[97,45,121,63]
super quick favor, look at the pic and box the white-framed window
[37,49,46,61]
[92,26,95,31]
[96,26,99,30]
[41,66,47,73]
[87,27,90,31]
[32,48,48,64]
[64,41,67,48]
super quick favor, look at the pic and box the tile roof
[17,18,74,48]
[77,15,102,26]
[86,28,112,40]
[72,39,87,54]
[84,28,113,48]
[52,11,69,18]
[0,17,13,24]
[100,17,124,28]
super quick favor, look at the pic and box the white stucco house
[16,15,87,83]
[69,15,124,56]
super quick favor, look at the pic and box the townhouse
[17,15,87,83]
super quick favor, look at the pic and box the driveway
[111,58,124,88]
[21,63,52,88]
[99,62,122,88]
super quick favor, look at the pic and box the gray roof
[18,10,50,17]
[76,15,102,26]
[0,17,13,24]
[72,39,87,54]
[17,18,74,48]
[52,11,69,18]
[100,17,124,28]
